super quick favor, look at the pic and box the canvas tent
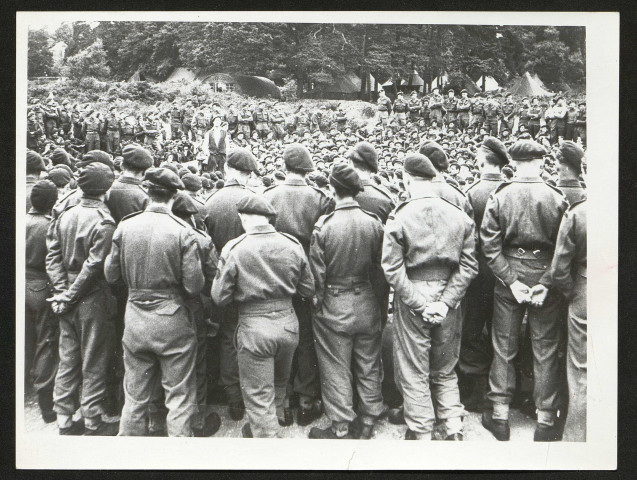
[431,73,448,90]
[508,71,554,97]
[306,72,362,100]
[127,70,159,83]
[404,70,425,93]
[475,75,500,92]
[164,68,281,99]
[532,73,546,89]
[165,67,198,83]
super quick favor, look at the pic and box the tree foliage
[29,22,586,94]
[64,39,111,81]
[28,29,56,77]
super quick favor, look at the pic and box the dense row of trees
[29,22,585,96]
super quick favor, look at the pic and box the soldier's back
[465,173,503,228]
[430,178,474,218]
[355,182,395,224]
[105,177,149,224]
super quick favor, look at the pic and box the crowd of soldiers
[24,87,587,442]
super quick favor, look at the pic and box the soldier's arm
[539,197,570,287]
[210,250,238,306]
[181,229,205,297]
[320,192,336,216]
[381,217,428,312]
[439,217,479,308]
[463,195,475,220]
[296,245,316,300]
[62,220,116,304]
[548,210,577,297]
[45,220,69,295]
[202,238,219,295]
[480,195,518,285]
[104,226,123,285]
[309,228,326,305]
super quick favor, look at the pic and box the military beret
[46,167,72,188]
[30,180,58,212]
[159,162,179,175]
[27,150,46,173]
[215,179,225,189]
[347,141,378,173]
[508,139,547,161]
[404,153,437,179]
[329,164,362,195]
[236,194,277,217]
[461,89,468,94]
[314,173,329,188]
[143,167,185,191]
[201,178,213,189]
[227,148,259,173]
[283,144,314,172]
[178,167,190,178]
[418,141,448,172]
[557,141,585,172]
[202,173,212,180]
[78,162,115,195]
[172,191,200,217]
[50,147,70,166]
[187,164,198,174]
[181,173,202,192]
[480,136,510,168]
[448,89,454,94]
[122,144,153,171]
[274,170,286,181]
[78,150,114,171]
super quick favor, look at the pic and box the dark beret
[227,148,259,173]
[284,144,314,172]
[143,167,185,191]
[78,150,114,171]
[159,162,179,175]
[274,170,286,181]
[480,136,510,168]
[122,144,153,171]
[46,167,72,187]
[27,150,46,173]
[557,141,584,172]
[347,142,378,173]
[508,140,547,161]
[50,147,70,166]
[78,162,115,195]
[187,164,198,174]
[172,192,200,218]
[314,174,329,188]
[201,178,213,189]
[181,173,202,192]
[215,180,225,189]
[30,180,58,212]
[418,141,448,172]
[404,153,437,179]
[236,194,277,217]
[329,164,362,195]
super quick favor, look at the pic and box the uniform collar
[117,175,142,185]
[146,204,172,214]
[224,178,243,187]
[481,172,503,181]
[80,197,107,208]
[557,179,582,187]
[245,224,276,234]
[515,176,543,183]
[284,177,308,186]
[334,199,360,210]
[27,207,48,216]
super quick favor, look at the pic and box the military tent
[306,72,362,100]
[165,67,198,83]
[198,72,281,99]
[127,70,159,83]
[405,70,425,93]
[431,73,448,90]
[475,75,500,92]
[508,71,554,97]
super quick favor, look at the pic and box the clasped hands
[47,294,71,315]
[414,301,449,327]
[509,280,548,307]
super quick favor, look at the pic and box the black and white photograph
[15,11,618,470]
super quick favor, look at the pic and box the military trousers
[218,306,242,404]
[290,295,320,405]
[119,292,197,436]
[395,113,407,126]
[457,113,471,131]
[459,261,495,377]
[501,119,515,133]
[488,256,564,414]
[53,287,116,420]
[85,132,100,152]
[563,274,587,441]
[271,125,285,140]
[313,284,384,426]
[393,279,465,435]
[25,276,59,405]
[170,124,182,140]
[377,111,389,126]
[106,131,120,155]
[485,120,499,137]
[430,110,443,125]
[237,299,299,438]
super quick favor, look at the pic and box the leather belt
[503,247,553,260]
[239,298,293,315]
[407,265,452,281]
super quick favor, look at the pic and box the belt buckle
[532,250,541,257]
[517,247,525,257]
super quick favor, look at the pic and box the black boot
[228,401,245,421]
[534,422,563,442]
[309,426,354,439]
[387,406,406,425]
[84,420,119,436]
[297,402,322,426]
[59,418,85,436]
[481,411,510,441]
[37,389,56,423]
[241,422,253,438]
[278,408,294,427]
[405,429,428,440]
[193,412,221,437]
[350,416,374,440]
